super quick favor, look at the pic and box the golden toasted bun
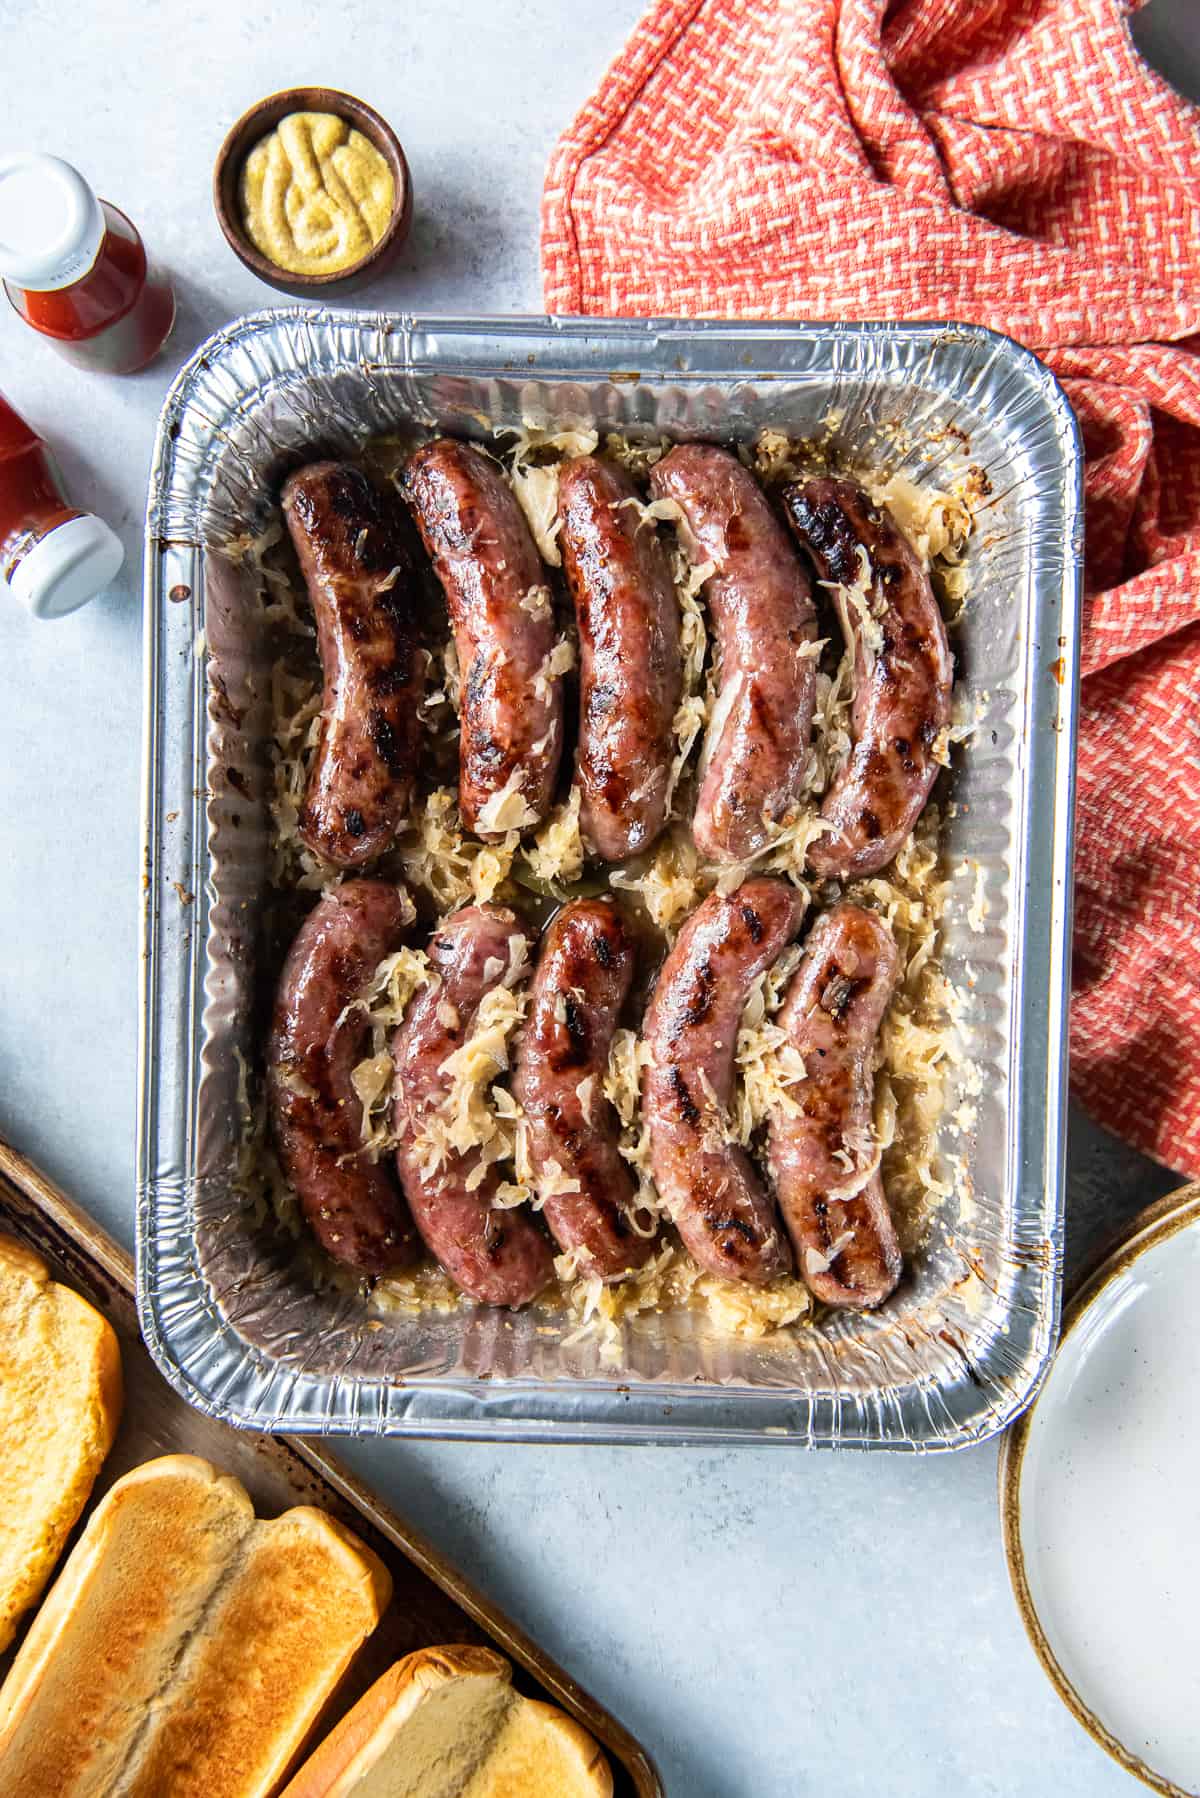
[281,1643,612,1798]
[0,1454,392,1798]
[282,1646,512,1798]
[465,1693,614,1798]
[0,1231,122,1653]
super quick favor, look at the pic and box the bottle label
[33,235,103,290]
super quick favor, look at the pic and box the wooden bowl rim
[212,85,411,290]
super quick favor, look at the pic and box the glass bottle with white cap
[0,153,174,374]
[0,390,124,618]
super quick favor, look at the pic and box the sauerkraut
[665,536,713,814]
[237,413,984,1352]
[558,1243,813,1365]
[504,421,599,564]
[525,784,585,889]
[732,943,808,1144]
[609,829,705,937]
[344,941,430,1158]
[395,787,518,911]
[407,946,531,1199]
[267,666,339,892]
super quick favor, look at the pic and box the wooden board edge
[0,1135,664,1798]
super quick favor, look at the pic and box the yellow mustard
[239,111,395,276]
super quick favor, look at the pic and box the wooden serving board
[0,1139,661,1798]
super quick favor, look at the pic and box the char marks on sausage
[557,456,682,860]
[781,476,952,880]
[649,445,818,862]
[642,878,806,1284]
[767,902,902,1309]
[268,879,419,1274]
[282,461,424,869]
[403,439,563,839]
[513,897,657,1280]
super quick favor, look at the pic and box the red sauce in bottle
[0,391,124,616]
[0,394,78,575]
[0,158,175,375]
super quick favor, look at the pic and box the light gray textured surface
[0,2,1191,1791]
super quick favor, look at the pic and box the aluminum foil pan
[138,311,1081,1447]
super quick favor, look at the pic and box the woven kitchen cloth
[542,0,1200,1174]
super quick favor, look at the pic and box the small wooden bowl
[213,87,413,298]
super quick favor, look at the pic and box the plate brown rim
[998,1179,1200,1797]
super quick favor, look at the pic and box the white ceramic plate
[1001,1185,1200,1796]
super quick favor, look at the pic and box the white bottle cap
[7,514,124,619]
[0,153,106,291]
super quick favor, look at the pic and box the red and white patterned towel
[542,0,1200,1175]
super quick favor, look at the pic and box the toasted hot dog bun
[0,1453,392,1797]
[282,1643,613,1798]
[0,1232,122,1653]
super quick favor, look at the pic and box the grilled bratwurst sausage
[282,462,424,868]
[782,476,953,880]
[642,878,805,1284]
[767,902,902,1309]
[557,457,682,860]
[513,898,656,1280]
[268,880,419,1274]
[391,904,554,1306]
[404,439,563,839]
[649,445,818,861]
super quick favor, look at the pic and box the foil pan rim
[137,311,1081,1446]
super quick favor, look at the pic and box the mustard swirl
[239,111,395,277]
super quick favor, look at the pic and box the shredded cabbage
[732,943,808,1144]
[665,539,713,814]
[558,1242,813,1362]
[864,471,972,569]
[503,421,600,564]
[345,942,432,1158]
[603,430,669,478]
[393,787,518,910]
[409,944,531,1194]
[524,784,585,889]
[609,829,705,937]
[237,414,986,1339]
[474,769,539,836]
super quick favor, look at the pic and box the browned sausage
[403,439,563,839]
[642,878,805,1284]
[512,899,657,1280]
[781,476,953,879]
[767,902,902,1309]
[557,457,682,860]
[391,904,554,1306]
[649,445,818,861]
[281,462,424,869]
[268,880,419,1274]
